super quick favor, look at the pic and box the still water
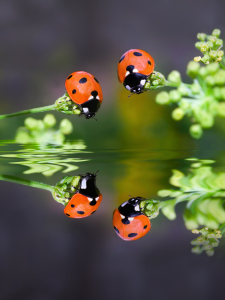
[0,138,224,299]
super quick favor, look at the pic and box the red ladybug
[113,197,151,241]
[64,173,102,218]
[117,49,154,94]
[65,71,103,119]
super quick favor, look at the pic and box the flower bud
[187,61,200,78]
[208,35,217,43]
[205,75,215,86]
[206,249,214,256]
[206,62,219,74]
[191,246,201,254]
[214,69,225,85]
[220,87,225,100]
[155,91,170,105]
[157,189,171,197]
[215,39,223,47]
[172,108,185,121]
[180,99,190,111]
[24,117,38,130]
[197,33,206,41]
[169,90,181,102]
[211,241,219,247]
[43,114,56,128]
[192,229,200,234]
[198,66,208,78]
[209,50,217,59]
[199,110,214,128]
[206,41,213,49]
[212,29,221,38]
[36,120,45,131]
[195,42,202,49]
[194,56,201,62]
[217,102,225,117]
[152,80,159,86]
[190,124,203,139]
[200,44,208,53]
[217,57,222,62]
[201,55,210,64]
[59,119,73,135]
[168,70,181,85]
[218,50,224,57]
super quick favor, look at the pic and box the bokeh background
[0,0,225,299]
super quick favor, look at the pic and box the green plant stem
[0,105,55,120]
[0,175,54,192]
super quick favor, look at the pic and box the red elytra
[112,208,151,241]
[65,71,103,105]
[64,193,102,218]
[117,49,154,83]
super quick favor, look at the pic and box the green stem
[0,105,55,120]
[219,62,225,70]
[0,175,54,192]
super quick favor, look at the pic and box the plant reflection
[0,114,89,176]
[0,172,102,218]
[114,159,225,256]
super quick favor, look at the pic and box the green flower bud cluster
[155,59,225,139]
[139,199,161,219]
[144,72,166,90]
[54,92,81,115]
[145,29,225,139]
[195,29,224,64]
[15,114,73,145]
[191,227,222,256]
[52,175,81,205]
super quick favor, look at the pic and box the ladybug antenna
[92,116,97,121]
[94,170,99,175]
[128,92,135,98]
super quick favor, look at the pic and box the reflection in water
[114,159,225,256]
[113,197,151,241]
[0,172,102,219]
[0,114,89,176]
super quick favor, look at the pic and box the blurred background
[0,0,225,299]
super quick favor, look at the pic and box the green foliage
[140,158,225,256]
[15,114,73,145]
[191,227,222,256]
[144,29,225,139]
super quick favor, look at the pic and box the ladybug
[64,173,102,218]
[113,197,151,241]
[65,71,103,119]
[117,49,154,94]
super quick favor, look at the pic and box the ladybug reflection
[64,173,102,218]
[113,197,151,241]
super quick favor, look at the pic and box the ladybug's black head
[79,172,100,198]
[118,197,144,217]
[128,197,144,205]
[81,98,101,119]
[123,72,148,94]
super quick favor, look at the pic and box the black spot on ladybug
[122,217,130,225]
[79,77,87,84]
[89,199,97,206]
[72,89,76,94]
[94,77,99,83]
[91,90,98,98]
[77,211,85,214]
[91,211,96,214]
[128,233,138,238]
[144,225,147,229]
[126,65,135,72]
[133,52,142,56]
[148,60,152,65]
[66,213,70,216]
[114,226,120,234]
[67,75,73,80]
[119,55,125,63]
[71,204,75,208]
